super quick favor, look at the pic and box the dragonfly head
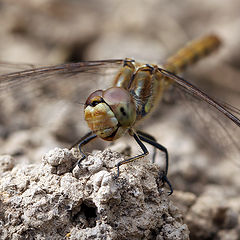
[84,87,136,141]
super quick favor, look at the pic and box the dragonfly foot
[158,171,173,196]
[113,163,120,179]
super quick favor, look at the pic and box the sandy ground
[0,0,240,239]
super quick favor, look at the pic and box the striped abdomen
[163,35,221,74]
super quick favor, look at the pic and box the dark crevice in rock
[71,201,97,228]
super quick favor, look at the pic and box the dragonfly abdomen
[163,35,221,74]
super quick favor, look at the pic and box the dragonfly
[0,35,239,195]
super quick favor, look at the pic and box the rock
[0,148,189,240]
[185,185,239,240]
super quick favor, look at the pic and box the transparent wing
[157,68,240,163]
[159,68,240,128]
[176,86,239,159]
[0,59,124,91]
[0,61,37,74]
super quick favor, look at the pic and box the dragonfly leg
[70,132,97,168]
[115,132,149,178]
[137,130,169,175]
[136,130,173,195]
[69,131,93,150]
[136,130,157,163]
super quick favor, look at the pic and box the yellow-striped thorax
[84,87,136,141]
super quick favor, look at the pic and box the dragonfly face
[84,87,136,141]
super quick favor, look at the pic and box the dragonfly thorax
[84,87,136,141]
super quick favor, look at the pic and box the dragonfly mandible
[0,35,239,195]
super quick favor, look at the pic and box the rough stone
[0,148,189,240]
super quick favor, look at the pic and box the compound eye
[103,87,131,105]
[103,87,136,126]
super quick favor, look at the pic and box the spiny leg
[137,130,173,195]
[115,131,149,178]
[70,131,97,168]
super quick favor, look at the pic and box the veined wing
[0,61,37,73]
[0,59,125,108]
[0,59,124,91]
[159,68,240,127]
[157,68,240,162]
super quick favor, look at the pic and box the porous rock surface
[0,148,189,240]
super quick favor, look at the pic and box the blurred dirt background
[0,0,240,239]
